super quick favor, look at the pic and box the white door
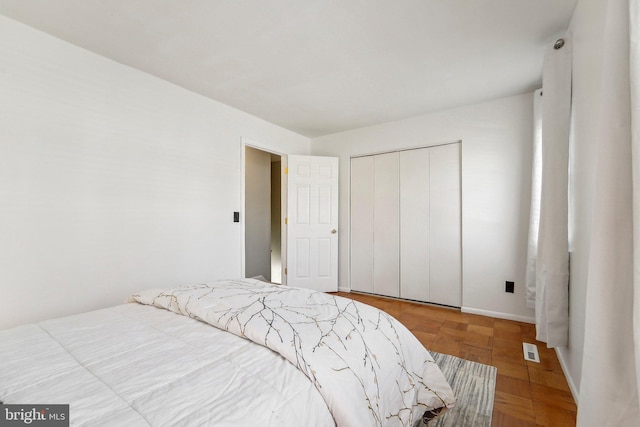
[429,143,462,307]
[373,152,400,297]
[286,155,339,292]
[350,156,374,293]
[400,148,431,302]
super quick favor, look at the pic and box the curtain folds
[524,89,543,309]
[526,34,572,348]
[577,0,639,425]
[630,0,640,417]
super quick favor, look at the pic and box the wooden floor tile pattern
[335,292,577,427]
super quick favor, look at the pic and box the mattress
[1,279,455,426]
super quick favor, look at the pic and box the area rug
[430,352,497,427]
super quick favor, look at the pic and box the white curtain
[577,0,640,425]
[525,34,572,347]
[630,0,640,418]
[524,89,543,309]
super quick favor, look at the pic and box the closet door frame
[349,140,462,307]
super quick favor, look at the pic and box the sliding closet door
[400,148,431,301]
[400,148,430,301]
[373,152,400,297]
[350,144,460,305]
[429,143,462,307]
[350,156,374,293]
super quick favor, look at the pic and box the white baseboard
[338,286,350,293]
[461,306,535,324]
[555,347,580,404]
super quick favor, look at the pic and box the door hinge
[284,167,288,174]
[284,268,288,275]
[284,217,288,225]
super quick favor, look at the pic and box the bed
[0,278,455,426]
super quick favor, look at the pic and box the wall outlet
[505,281,514,293]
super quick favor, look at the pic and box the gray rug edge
[430,352,498,427]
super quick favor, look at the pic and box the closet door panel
[400,149,430,302]
[373,152,400,297]
[350,157,374,293]
[429,143,462,307]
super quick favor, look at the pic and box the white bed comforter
[0,301,334,426]
[129,279,455,426]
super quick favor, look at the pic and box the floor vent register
[522,342,541,363]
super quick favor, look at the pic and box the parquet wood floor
[335,291,577,427]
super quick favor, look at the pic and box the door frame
[240,138,288,285]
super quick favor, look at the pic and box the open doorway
[244,145,283,284]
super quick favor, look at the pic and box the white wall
[244,146,272,280]
[311,93,535,321]
[0,15,310,330]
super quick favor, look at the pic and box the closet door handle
[331,229,337,234]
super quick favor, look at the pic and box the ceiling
[0,0,577,138]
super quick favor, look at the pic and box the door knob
[331,229,337,234]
